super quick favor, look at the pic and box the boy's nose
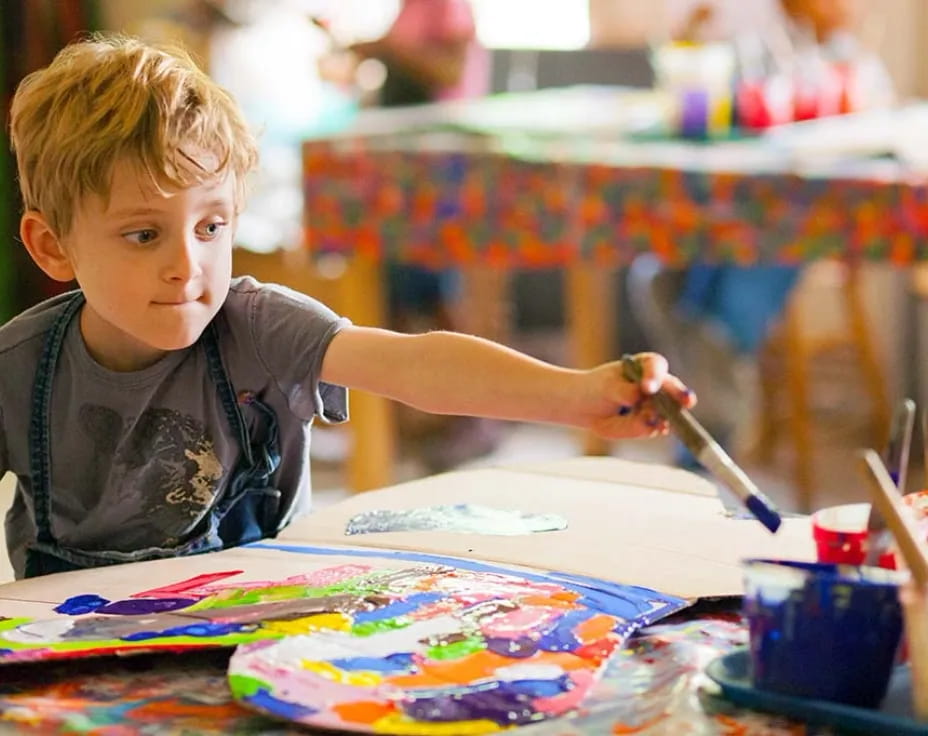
[163,234,203,282]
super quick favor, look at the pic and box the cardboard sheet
[281,458,815,600]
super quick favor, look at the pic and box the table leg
[337,256,396,491]
[566,263,616,456]
[456,265,511,342]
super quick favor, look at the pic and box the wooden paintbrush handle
[900,581,928,722]
[860,450,928,585]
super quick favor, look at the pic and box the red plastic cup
[812,503,870,565]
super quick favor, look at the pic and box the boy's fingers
[662,376,697,408]
[633,352,669,394]
[624,354,695,408]
[594,408,670,439]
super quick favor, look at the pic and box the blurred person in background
[322,0,496,471]
[349,0,489,107]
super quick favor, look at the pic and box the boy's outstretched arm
[320,327,694,440]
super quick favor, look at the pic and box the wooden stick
[859,449,928,585]
[859,449,928,722]
[900,580,928,721]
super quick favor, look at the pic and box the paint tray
[706,649,928,735]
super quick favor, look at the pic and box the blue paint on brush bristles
[746,495,782,534]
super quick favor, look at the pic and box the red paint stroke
[130,571,244,599]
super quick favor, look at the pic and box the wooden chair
[751,261,890,511]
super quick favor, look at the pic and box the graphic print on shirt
[78,405,224,544]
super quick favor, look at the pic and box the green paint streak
[351,617,411,637]
[182,584,315,611]
[228,673,271,698]
[0,631,277,653]
[184,573,390,612]
[426,635,485,661]
[0,618,31,632]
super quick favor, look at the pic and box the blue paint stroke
[245,689,318,720]
[330,652,417,673]
[352,592,444,623]
[120,621,246,641]
[248,542,688,625]
[504,675,573,698]
[55,594,109,615]
[535,608,596,652]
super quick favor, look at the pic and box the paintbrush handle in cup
[860,449,928,586]
[900,581,928,722]
[860,449,928,722]
[865,399,916,564]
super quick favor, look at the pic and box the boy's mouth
[152,296,202,306]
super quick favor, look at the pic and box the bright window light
[471,0,590,50]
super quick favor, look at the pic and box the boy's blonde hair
[10,33,258,236]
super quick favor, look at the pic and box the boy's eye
[197,221,227,240]
[124,229,157,245]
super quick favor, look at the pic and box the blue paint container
[742,559,905,708]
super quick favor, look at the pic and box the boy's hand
[582,352,695,439]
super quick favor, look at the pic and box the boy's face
[60,158,237,371]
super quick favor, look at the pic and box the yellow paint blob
[261,612,350,636]
[301,660,384,687]
[373,712,504,734]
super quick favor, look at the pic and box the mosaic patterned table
[299,90,928,490]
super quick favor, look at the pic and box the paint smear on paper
[345,503,568,536]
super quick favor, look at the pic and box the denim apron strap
[202,322,254,468]
[201,323,283,542]
[28,292,85,549]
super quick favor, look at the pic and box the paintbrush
[859,448,928,721]
[865,399,916,566]
[620,355,782,533]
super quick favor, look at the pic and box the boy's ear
[20,211,76,282]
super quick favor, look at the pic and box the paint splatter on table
[344,503,568,535]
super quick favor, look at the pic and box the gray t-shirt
[0,276,349,578]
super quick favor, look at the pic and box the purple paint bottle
[742,559,905,708]
[679,89,709,139]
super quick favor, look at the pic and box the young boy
[2,34,694,580]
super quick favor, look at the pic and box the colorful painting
[0,543,686,733]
